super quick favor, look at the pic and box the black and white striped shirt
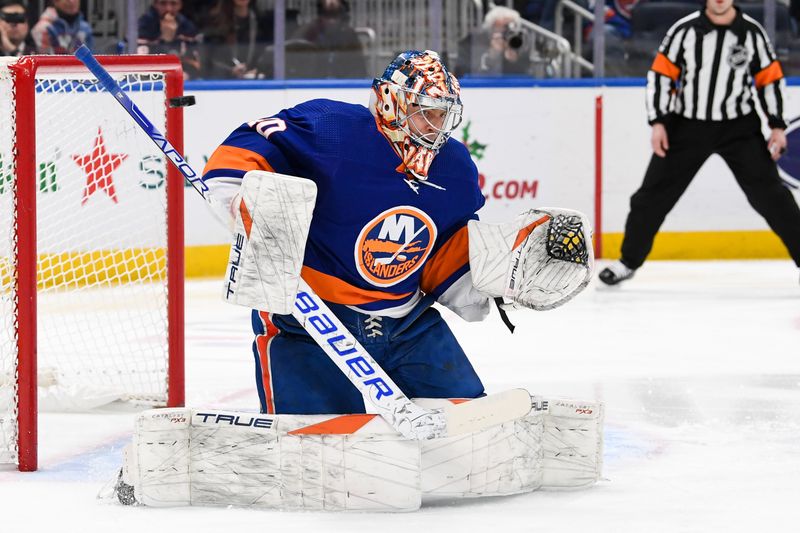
[646,8,786,129]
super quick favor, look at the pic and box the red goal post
[0,55,186,472]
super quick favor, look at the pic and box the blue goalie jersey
[202,99,485,316]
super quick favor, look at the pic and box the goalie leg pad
[122,409,422,511]
[420,409,545,498]
[468,208,595,310]
[117,396,603,510]
[540,398,604,489]
[417,396,603,496]
[223,170,318,314]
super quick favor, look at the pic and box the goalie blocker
[109,394,603,511]
[223,170,317,314]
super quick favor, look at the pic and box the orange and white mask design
[369,50,463,182]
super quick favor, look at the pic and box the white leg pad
[125,409,421,511]
[421,414,544,498]
[418,396,603,495]
[120,397,603,510]
[540,398,605,489]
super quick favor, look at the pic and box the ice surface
[2,260,799,532]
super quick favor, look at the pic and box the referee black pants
[620,113,800,269]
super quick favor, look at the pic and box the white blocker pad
[223,170,317,314]
[468,208,594,310]
[116,397,603,511]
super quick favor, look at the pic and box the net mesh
[0,60,174,465]
[0,58,19,464]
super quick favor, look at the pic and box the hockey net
[0,56,185,471]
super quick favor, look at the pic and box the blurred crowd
[460,0,800,77]
[0,0,367,79]
[1,0,798,79]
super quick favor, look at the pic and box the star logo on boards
[72,127,128,205]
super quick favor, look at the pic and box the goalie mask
[369,50,463,182]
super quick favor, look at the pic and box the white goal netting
[0,57,179,465]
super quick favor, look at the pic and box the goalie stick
[74,46,532,440]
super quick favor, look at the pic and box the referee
[599,0,800,285]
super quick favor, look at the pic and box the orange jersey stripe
[754,60,783,89]
[651,52,681,81]
[288,414,378,435]
[301,266,413,305]
[420,226,469,294]
[203,144,275,175]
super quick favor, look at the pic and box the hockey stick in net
[74,45,531,440]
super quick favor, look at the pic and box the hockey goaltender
[105,50,604,512]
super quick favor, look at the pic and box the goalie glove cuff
[437,273,491,322]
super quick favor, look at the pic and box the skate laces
[364,315,384,337]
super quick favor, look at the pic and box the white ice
[2,260,799,533]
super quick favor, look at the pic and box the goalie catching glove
[468,208,594,311]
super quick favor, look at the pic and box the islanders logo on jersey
[355,206,437,287]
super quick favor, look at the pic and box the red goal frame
[9,55,186,471]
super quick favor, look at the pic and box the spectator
[581,0,643,77]
[291,0,367,78]
[180,0,218,26]
[0,0,36,56]
[455,6,533,77]
[514,0,558,29]
[201,0,270,79]
[31,0,93,54]
[586,0,642,40]
[138,0,200,79]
